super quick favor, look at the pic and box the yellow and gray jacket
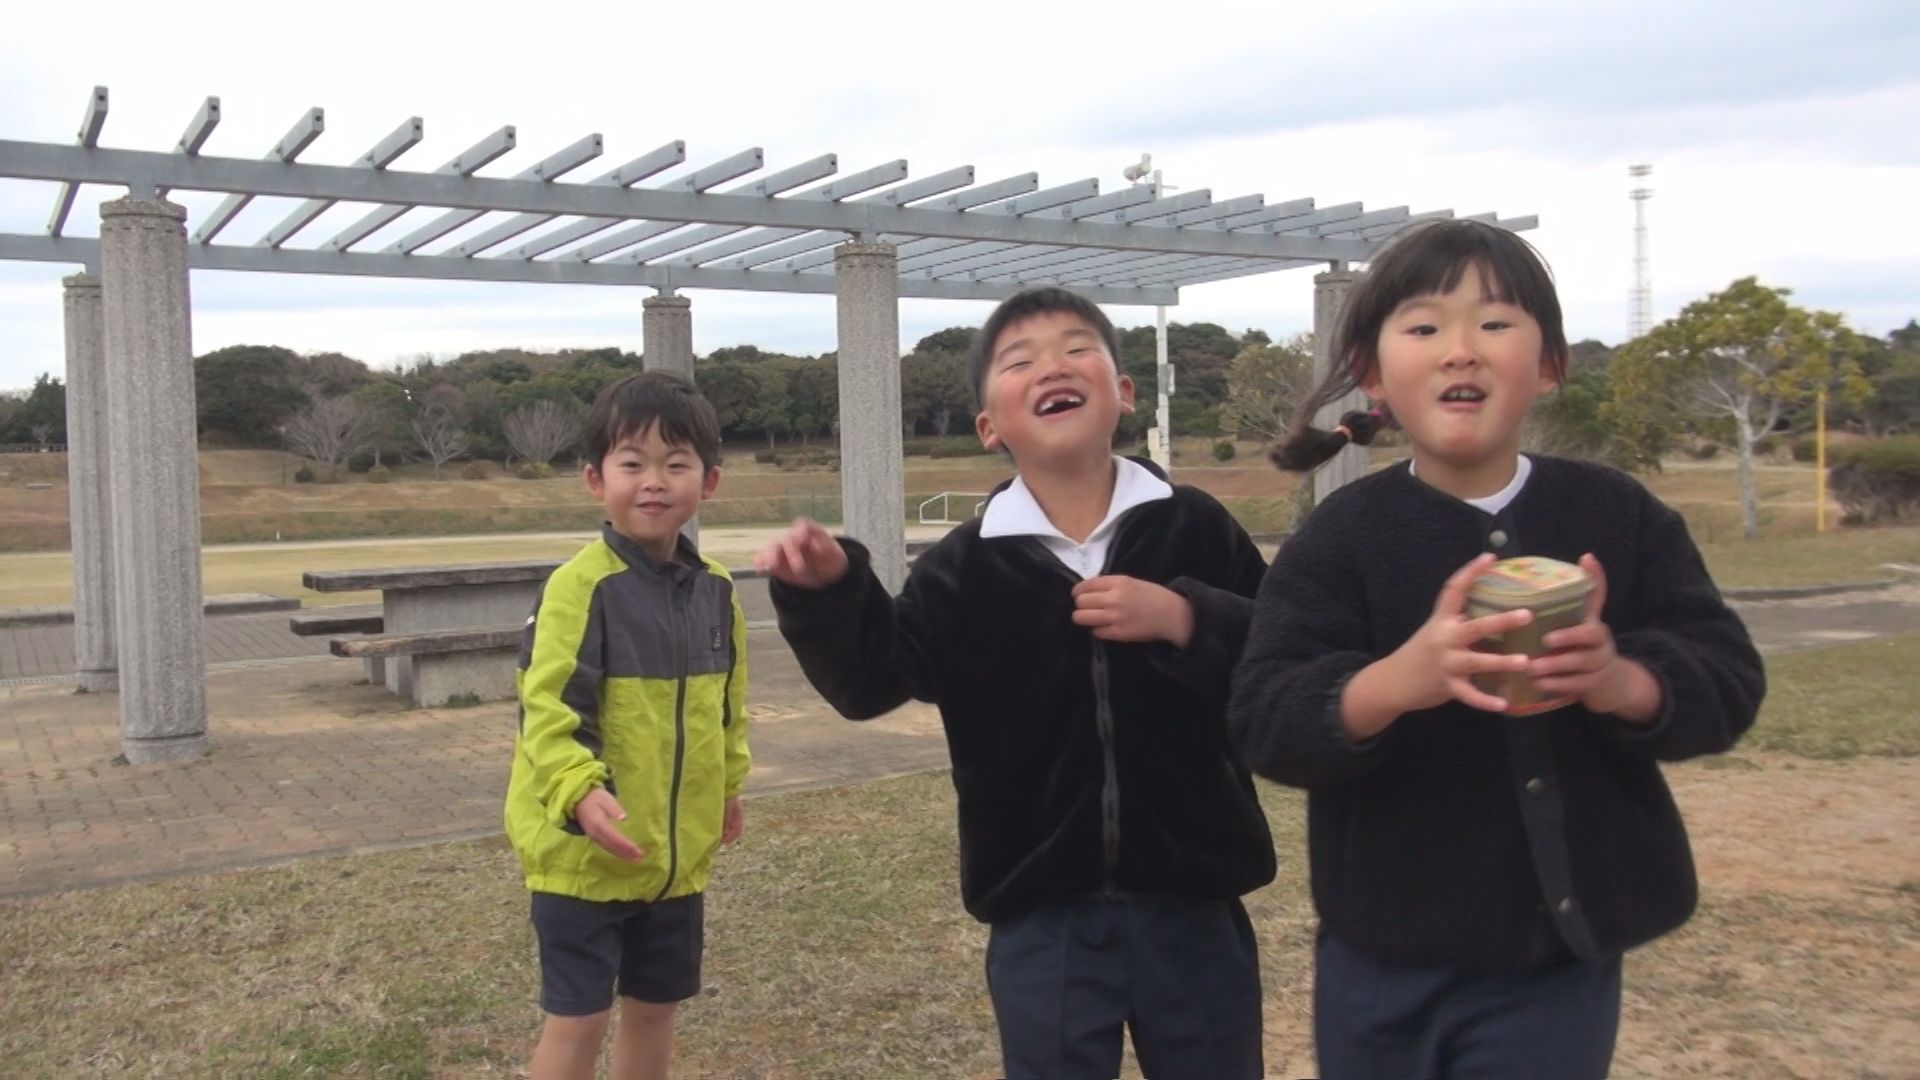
[505,526,750,902]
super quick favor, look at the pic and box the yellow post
[1815,388,1828,533]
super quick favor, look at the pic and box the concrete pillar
[642,291,700,545]
[833,242,907,592]
[1311,267,1369,504]
[63,272,116,693]
[99,196,206,764]
[641,292,695,381]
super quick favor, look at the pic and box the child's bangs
[1386,228,1556,326]
[608,408,699,458]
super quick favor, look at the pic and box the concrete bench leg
[362,656,386,686]
[409,647,520,708]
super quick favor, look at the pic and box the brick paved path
[2,582,1914,899]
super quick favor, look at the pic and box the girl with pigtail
[1229,220,1764,1079]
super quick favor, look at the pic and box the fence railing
[917,491,990,525]
[0,444,65,454]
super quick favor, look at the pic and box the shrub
[460,460,491,480]
[1829,436,1920,525]
[366,464,392,484]
[753,449,781,465]
[1212,440,1237,462]
[1752,435,1777,456]
[928,437,993,459]
[1688,442,1720,460]
[1791,435,1818,463]
[293,465,315,483]
[516,462,555,480]
[346,451,377,474]
[774,446,839,471]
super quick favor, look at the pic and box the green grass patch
[1745,632,1920,759]
[1696,524,1919,589]
[0,622,1911,1075]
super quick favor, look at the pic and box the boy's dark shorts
[529,891,703,1016]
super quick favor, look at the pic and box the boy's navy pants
[985,893,1264,1080]
[1314,932,1622,1080]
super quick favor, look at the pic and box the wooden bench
[329,627,524,707]
[303,560,558,702]
[289,612,385,636]
[291,611,390,685]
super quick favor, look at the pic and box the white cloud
[1,0,1915,393]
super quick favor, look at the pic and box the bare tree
[503,399,584,466]
[410,403,470,479]
[29,423,54,448]
[1220,333,1316,442]
[279,394,375,476]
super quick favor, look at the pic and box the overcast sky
[1,0,1914,392]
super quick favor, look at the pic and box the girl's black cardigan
[1229,456,1765,972]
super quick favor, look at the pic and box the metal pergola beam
[0,232,1178,306]
[2,95,1539,299]
[895,184,1168,276]
[575,152,841,263]
[619,159,907,266]
[191,108,325,244]
[322,125,517,251]
[429,142,682,259]
[957,196,1318,284]
[715,170,1040,271]
[503,147,763,261]
[834,177,1104,273]
[384,132,603,255]
[913,189,1219,280]
[157,95,223,199]
[0,140,1401,261]
[666,163,969,268]
[45,86,109,238]
[257,116,423,249]
[443,141,688,258]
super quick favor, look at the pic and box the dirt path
[1609,753,1920,1079]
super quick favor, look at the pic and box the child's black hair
[583,370,723,473]
[1271,219,1570,472]
[967,286,1124,412]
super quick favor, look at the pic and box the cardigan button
[1525,777,1546,796]
[1556,897,1575,916]
[1488,529,1509,548]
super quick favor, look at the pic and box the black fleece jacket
[771,467,1276,923]
[1229,456,1764,972]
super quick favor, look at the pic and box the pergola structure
[0,87,1536,762]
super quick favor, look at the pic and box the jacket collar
[979,454,1172,543]
[601,523,702,580]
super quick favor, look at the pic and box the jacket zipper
[653,575,690,901]
[1090,639,1120,880]
[1022,533,1131,885]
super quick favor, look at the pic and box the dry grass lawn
[3,449,1914,607]
[1,634,1915,1078]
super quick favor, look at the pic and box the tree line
[0,318,1285,463]
[4,283,1914,535]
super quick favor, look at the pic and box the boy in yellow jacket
[504,371,750,1080]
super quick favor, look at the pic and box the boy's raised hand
[1530,554,1662,722]
[753,517,849,590]
[1072,575,1194,649]
[574,786,646,862]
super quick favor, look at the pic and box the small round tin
[1465,556,1594,715]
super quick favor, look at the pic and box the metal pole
[1149,168,1172,472]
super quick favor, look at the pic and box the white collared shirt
[1409,454,1534,515]
[978,456,1174,579]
